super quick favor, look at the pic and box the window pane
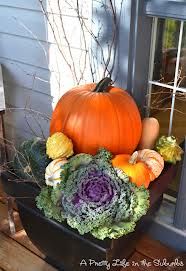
[178,22,186,88]
[153,95,186,143]
[150,19,186,141]
[154,96,185,194]
[151,97,171,136]
[150,19,181,116]
[149,18,186,195]
[172,95,186,144]
[153,19,180,84]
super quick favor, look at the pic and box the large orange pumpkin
[50,78,142,155]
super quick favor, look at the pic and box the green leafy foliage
[13,137,51,186]
[36,184,64,222]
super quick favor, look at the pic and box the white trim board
[0,65,5,111]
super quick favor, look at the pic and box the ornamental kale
[91,185,149,240]
[36,182,64,223]
[61,149,149,238]
[36,149,150,240]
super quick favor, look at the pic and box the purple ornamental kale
[61,150,132,234]
[75,168,114,206]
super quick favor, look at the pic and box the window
[147,18,186,142]
[144,1,186,243]
[146,18,186,193]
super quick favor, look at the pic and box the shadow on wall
[91,0,129,88]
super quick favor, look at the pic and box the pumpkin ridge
[111,94,136,153]
[137,149,164,181]
[144,156,162,164]
[50,91,83,134]
[63,91,91,141]
[106,94,121,153]
[65,94,84,140]
[138,150,164,165]
[77,93,95,152]
[120,95,141,152]
[125,101,135,153]
[62,91,87,132]
[73,92,97,153]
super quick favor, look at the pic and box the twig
[146,106,186,114]
[6,107,51,121]
[38,0,76,81]
[57,0,79,83]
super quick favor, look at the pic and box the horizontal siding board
[0,33,91,97]
[4,109,50,140]
[0,0,42,12]
[4,84,53,116]
[1,55,90,104]
[0,33,49,69]
[4,122,34,159]
[0,33,87,71]
[0,7,47,42]
[0,57,51,95]
[4,123,35,145]
[0,6,88,48]
[0,0,90,18]
[4,122,49,151]
[4,126,30,160]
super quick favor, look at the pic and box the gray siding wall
[0,0,91,145]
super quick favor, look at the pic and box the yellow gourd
[46,132,73,160]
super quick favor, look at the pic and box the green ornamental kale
[91,185,149,240]
[36,183,64,222]
[61,149,150,239]
[36,153,93,222]
[13,137,51,186]
[60,153,93,182]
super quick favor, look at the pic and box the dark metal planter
[0,163,178,271]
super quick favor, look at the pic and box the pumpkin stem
[93,77,113,93]
[129,151,138,164]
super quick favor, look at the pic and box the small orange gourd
[112,152,152,188]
